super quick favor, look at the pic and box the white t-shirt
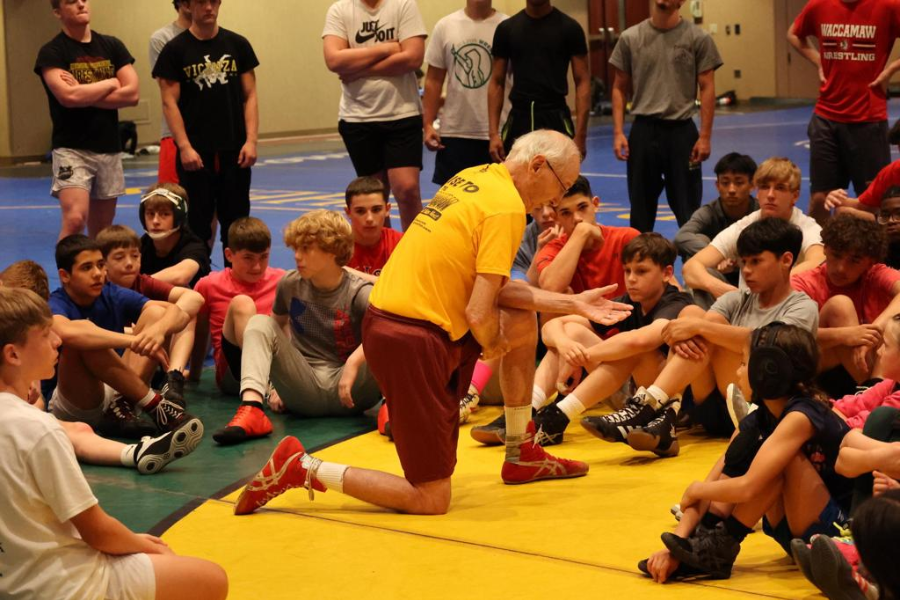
[710,207,823,290]
[425,9,508,139]
[322,0,427,122]
[0,392,110,599]
[149,21,187,139]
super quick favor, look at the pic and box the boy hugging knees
[534,175,640,296]
[138,182,210,288]
[213,210,381,446]
[0,287,228,599]
[584,219,820,455]
[683,157,824,301]
[0,260,200,476]
[528,233,694,445]
[344,176,403,283]
[792,214,900,396]
[190,218,285,394]
[48,235,199,440]
[675,153,758,309]
[97,224,204,405]
[880,186,900,269]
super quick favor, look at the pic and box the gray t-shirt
[512,219,541,278]
[149,21,187,139]
[609,19,722,120]
[674,196,759,260]
[272,270,372,368]
[710,290,819,332]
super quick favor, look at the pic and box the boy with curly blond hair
[212,210,381,445]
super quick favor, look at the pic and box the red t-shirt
[131,273,174,302]
[347,227,403,276]
[194,267,286,383]
[791,262,900,323]
[858,159,900,208]
[534,224,640,296]
[793,0,900,123]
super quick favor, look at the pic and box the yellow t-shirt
[371,163,526,340]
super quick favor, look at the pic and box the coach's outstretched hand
[572,285,632,326]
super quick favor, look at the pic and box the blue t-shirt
[49,283,148,333]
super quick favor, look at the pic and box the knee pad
[723,428,764,478]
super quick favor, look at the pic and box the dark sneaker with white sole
[98,396,159,440]
[161,370,186,408]
[626,400,681,457]
[133,418,204,474]
[580,387,657,443]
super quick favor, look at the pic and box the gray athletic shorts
[49,383,117,427]
[51,147,126,199]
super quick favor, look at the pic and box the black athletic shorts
[338,115,423,176]
[502,104,574,154]
[808,114,890,195]
[432,137,491,186]
[221,335,242,382]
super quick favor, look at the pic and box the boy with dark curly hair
[792,214,900,387]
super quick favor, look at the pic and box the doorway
[587,0,650,95]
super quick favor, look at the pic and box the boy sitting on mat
[189,217,285,400]
[48,235,196,439]
[213,210,381,445]
[98,224,204,406]
[0,286,227,599]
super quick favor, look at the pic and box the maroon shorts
[363,306,480,484]
[158,137,180,184]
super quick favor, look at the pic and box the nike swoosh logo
[355,31,377,44]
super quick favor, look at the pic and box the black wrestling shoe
[661,522,741,580]
[580,387,657,443]
[161,370,186,408]
[98,396,159,440]
[626,399,681,457]
[132,418,204,474]
[533,403,569,446]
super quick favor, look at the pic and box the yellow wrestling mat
[162,408,822,600]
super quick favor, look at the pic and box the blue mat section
[3,101,899,287]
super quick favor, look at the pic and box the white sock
[531,386,549,411]
[120,443,138,467]
[557,394,587,421]
[504,405,533,461]
[135,389,158,411]
[645,385,670,410]
[306,457,348,494]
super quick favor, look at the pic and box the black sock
[240,400,264,409]
[723,515,753,542]
[702,512,724,529]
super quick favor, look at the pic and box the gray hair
[506,129,580,169]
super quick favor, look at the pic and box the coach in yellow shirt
[232,130,633,518]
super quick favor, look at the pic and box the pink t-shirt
[833,378,900,429]
[791,262,900,323]
[194,267,285,378]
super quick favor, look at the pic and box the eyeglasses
[545,159,569,195]
[877,210,900,224]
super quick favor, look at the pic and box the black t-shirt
[752,397,854,513]
[593,284,694,353]
[492,8,587,110]
[34,31,134,153]
[153,28,259,153]
[140,230,211,288]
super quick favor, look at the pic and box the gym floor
[8,101,893,598]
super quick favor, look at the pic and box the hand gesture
[489,134,506,163]
[824,189,849,211]
[873,470,900,497]
[613,132,629,161]
[138,533,174,555]
[572,285,632,326]
[690,137,711,164]
[424,125,444,152]
[870,68,892,92]
[662,318,702,346]
[646,549,681,584]
[536,224,562,251]
[238,141,257,168]
[671,337,708,361]
[338,365,358,409]
[179,146,204,172]
[267,388,286,413]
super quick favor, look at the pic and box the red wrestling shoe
[234,436,327,515]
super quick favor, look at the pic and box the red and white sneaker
[233,436,327,515]
[501,422,589,485]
